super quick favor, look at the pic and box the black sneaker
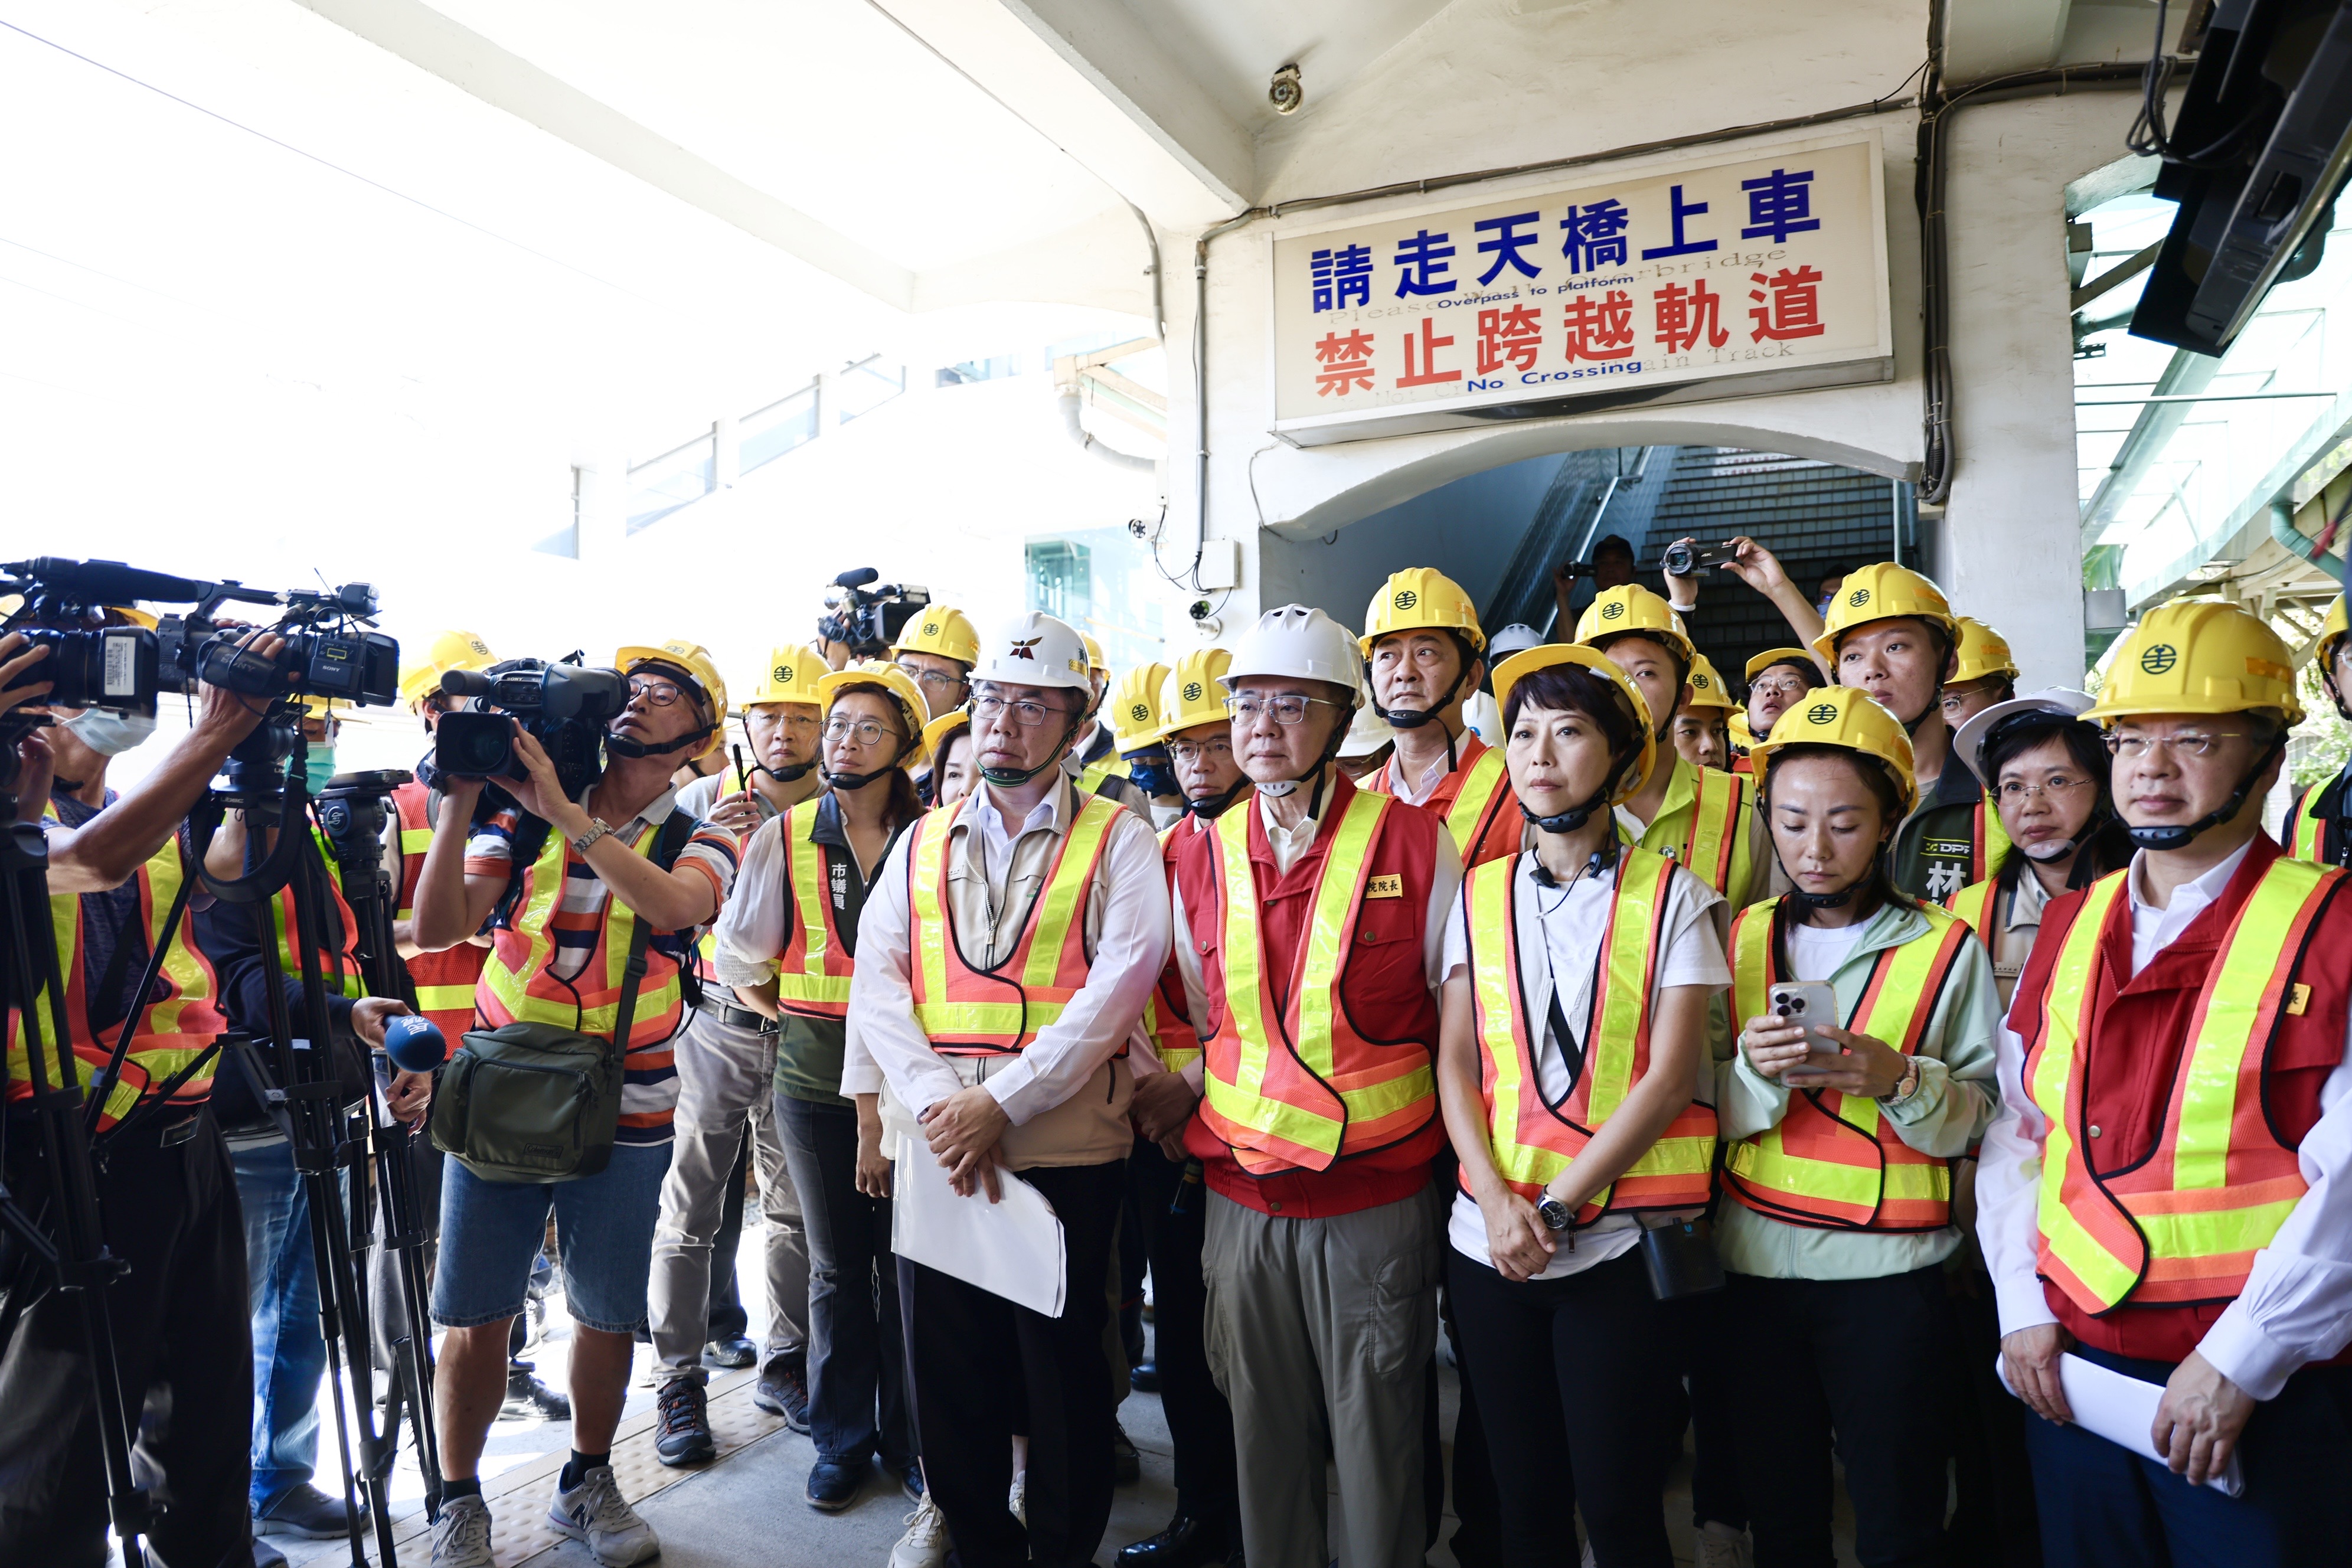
[500,1362,572,1422]
[704,1332,757,1370]
[655,1375,717,1466]
[1113,1420,1141,1484]
[753,1354,811,1433]
[255,1482,354,1539]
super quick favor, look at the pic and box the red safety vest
[1368,733,1520,867]
[903,789,1123,1054]
[773,801,857,1021]
[1459,847,1716,1217]
[1722,899,1971,1231]
[395,782,486,1040]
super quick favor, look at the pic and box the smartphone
[1766,982,1847,1071]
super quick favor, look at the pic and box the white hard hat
[1221,605,1364,706]
[1487,623,1544,661]
[1953,688,2097,787]
[969,611,1093,692]
[1338,701,1397,758]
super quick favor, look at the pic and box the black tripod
[0,719,157,1565]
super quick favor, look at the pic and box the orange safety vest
[1145,818,1205,1074]
[395,783,486,1040]
[1197,788,1438,1175]
[1946,877,1995,940]
[904,790,1122,1053]
[476,822,690,1049]
[1623,760,1755,904]
[1722,898,1971,1231]
[2023,858,2341,1314]
[271,828,367,1001]
[1459,847,1716,1219]
[773,801,857,1021]
[5,840,227,1129]
[2285,780,2346,864]
[1371,735,1518,867]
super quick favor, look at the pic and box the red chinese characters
[1476,305,1543,374]
[1654,279,1729,353]
[1397,317,1462,388]
[1314,329,1377,396]
[1749,267,1826,341]
[1562,289,1636,361]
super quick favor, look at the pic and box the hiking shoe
[753,1353,811,1433]
[655,1374,717,1466]
[808,1458,865,1512]
[889,1495,950,1568]
[499,1362,570,1422]
[255,1482,352,1539]
[548,1465,660,1566]
[429,1493,494,1568]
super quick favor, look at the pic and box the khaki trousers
[647,1008,809,1375]
[1201,1181,1445,1568]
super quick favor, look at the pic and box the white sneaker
[1580,1540,1596,1568]
[429,1494,495,1568]
[1693,1521,1753,1568]
[548,1465,661,1566]
[889,1494,950,1568]
[1008,1472,1025,1525]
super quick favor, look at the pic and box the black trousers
[779,1095,914,1468]
[1678,1285,1747,1532]
[1946,1273,2039,1566]
[1448,1245,1681,1568]
[1125,1138,1239,1542]
[901,1159,1124,1568]
[1723,1267,1957,1568]
[0,1106,257,1568]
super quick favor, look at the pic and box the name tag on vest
[1366,874,1404,900]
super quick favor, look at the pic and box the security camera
[1269,63,1303,115]
[1188,599,1214,622]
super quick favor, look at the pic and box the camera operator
[0,626,405,1568]
[410,639,741,1568]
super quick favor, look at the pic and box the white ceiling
[1101,0,1454,131]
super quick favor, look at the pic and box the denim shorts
[432,1141,674,1335]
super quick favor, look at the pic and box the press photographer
[409,638,741,1568]
[814,567,931,668]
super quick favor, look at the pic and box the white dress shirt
[1976,838,2352,1399]
[845,779,1170,1125]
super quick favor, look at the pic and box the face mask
[63,708,156,757]
[305,743,339,793]
[1126,755,1178,799]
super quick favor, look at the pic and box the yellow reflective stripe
[1021,796,1119,989]
[1948,878,1994,933]
[482,826,683,1034]
[1207,808,1279,1132]
[1726,1138,1884,1204]
[919,1001,1071,1034]
[143,842,210,1038]
[7,890,85,1089]
[780,805,848,1001]
[400,827,434,854]
[1981,788,2013,871]
[1586,852,1667,1128]
[1684,767,1732,894]
[2291,789,2325,860]
[909,802,958,1012]
[2032,876,2138,1306]
[1443,747,1508,855]
[2174,858,2325,1190]
[1467,862,1532,1175]
[413,983,478,1012]
[1293,792,1386,1084]
[2138,1198,2304,1258]
[1079,755,1131,793]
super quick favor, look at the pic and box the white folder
[1995,1352,2245,1497]
[891,1132,1067,1318]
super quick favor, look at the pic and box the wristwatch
[570,818,615,855]
[1536,1195,1573,1232]
[1881,1056,1924,1105]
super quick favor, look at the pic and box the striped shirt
[464,786,737,1141]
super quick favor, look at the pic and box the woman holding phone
[1436,645,1729,1568]
[1719,685,2000,1568]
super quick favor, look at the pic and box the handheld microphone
[382,1014,449,1073]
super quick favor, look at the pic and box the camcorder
[1,557,399,716]
[432,655,628,801]
[1660,541,1730,576]
[817,567,931,660]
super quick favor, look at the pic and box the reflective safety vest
[1371,738,1518,867]
[477,823,689,1048]
[1971,790,2013,878]
[270,830,367,1001]
[1197,789,1438,1174]
[2285,780,2351,866]
[1946,877,1995,939]
[395,783,486,1040]
[1723,899,1971,1231]
[1459,847,1716,1218]
[5,841,227,1129]
[1078,753,1133,797]
[773,802,856,1021]
[1144,820,1204,1074]
[1625,762,1753,903]
[2023,859,2341,1314]
[905,792,1122,1053]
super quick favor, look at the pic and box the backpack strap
[611,809,703,1049]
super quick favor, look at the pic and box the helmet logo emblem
[1008,637,1040,661]
[1394,589,1419,610]
[1694,673,1711,688]
[2140,643,2178,675]
[923,621,939,636]
[1129,703,1150,722]
[1807,702,1840,724]
[1848,588,1871,607]
[775,664,793,684]
[1601,601,1625,620]
[1182,681,1204,701]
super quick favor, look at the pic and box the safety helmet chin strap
[1255,711,1354,821]
[2125,732,2285,852]
[978,707,1085,790]
[1183,778,1250,821]
[824,733,914,793]
[1370,638,1476,773]
[605,723,714,762]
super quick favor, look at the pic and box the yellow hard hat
[398,629,496,707]
[1573,584,1695,667]
[1810,563,1959,663]
[1951,618,2019,686]
[2084,599,2304,728]
[1489,643,1658,805]
[920,707,969,763]
[614,639,730,758]
[1684,654,1740,712]
[296,695,349,720]
[1360,567,1486,656]
[1745,647,1819,683]
[2317,594,2348,674]
[1107,661,1173,750]
[891,606,981,668]
[1080,633,1109,677]
[1727,709,1756,750]
[1159,647,1233,737]
[741,643,825,709]
[1752,685,1917,814]
[815,660,929,768]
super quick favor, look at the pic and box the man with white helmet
[1169,605,1462,1568]
[846,610,1170,1568]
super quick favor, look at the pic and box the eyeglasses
[746,708,818,731]
[1995,775,2092,802]
[2103,731,2258,760]
[1224,694,1349,725]
[1168,737,1233,765]
[823,717,900,748]
[1749,675,1811,698]
[897,661,965,691]
[972,694,1064,729]
[627,677,687,707]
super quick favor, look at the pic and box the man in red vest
[1358,569,1520,867]
[1170,605,1461,1568]
[1979,600,2352,1563]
